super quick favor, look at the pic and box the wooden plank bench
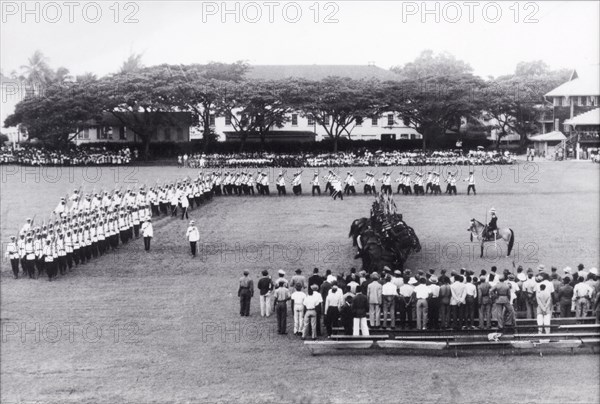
[304,340,374,355]
[329,334,389,341]
[377,340,448,350]
[559,324,600,330]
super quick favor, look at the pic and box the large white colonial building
[190,64,422,143]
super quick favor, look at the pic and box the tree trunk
[143,138,150,160]
[333,136,338,153]
[202,116,211,154]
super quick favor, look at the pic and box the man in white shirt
[382,275,398,329]
[141,218,153,251]
[291,284,307,336]
[324,284,343,336]
[399,280,416,329]
[302,285,323,340]
[573,279,593,318]
[186,220,200,257]
[414,278,432,330]
[522,270,538,319]
[464,276,478,329]
[428,276,441,329]
[450,275,467,330]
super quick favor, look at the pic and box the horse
[348,217,370,247]
[468,218,515,258]
[355,227,421,273]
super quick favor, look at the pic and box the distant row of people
[0,146,135,165]
[178,149,515,168]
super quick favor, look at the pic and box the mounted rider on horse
[486,208,498,241]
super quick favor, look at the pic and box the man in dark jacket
[340,295,354,335]
[351,289,370,336]
[558,277,574,318]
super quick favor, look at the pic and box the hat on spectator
[295,269,302,274]
[394,270,402,276]
[563,267,572,274]
[517,273,527,282]
[278,269,285,275]
[429,276,438,284]
[311,284,319,291]
[578,263,584,270]
[590,268,599,276]
[408,277,418,285]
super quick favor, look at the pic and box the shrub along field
[1,161,598,403]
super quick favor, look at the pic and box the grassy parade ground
[1,160,599,403]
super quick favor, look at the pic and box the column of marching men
[4,167,480,280]
[4,172,219,281]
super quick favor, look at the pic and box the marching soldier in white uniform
[463,171,476,195]
[310,171,321,196]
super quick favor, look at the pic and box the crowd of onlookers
[239,263,600,338]
[0,146,135,165]
[183,149,515,169]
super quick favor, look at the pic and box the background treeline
[2,50,569,158]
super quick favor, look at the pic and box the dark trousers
[144,237,151,251]
[190,241,197,256]
[426,183,433,194]
[312,185,321,195]
[450,304,465,329]
[10,258,19,277]
[467,184,476,195]
[239,290,251,316]
[398,299,413,329]
[465,296,476,327]
[325,307,340,336]
[26,259,36,278]
[346,186,355,195]
[440,302,450,328]
[181,207,189,220]
[560,301,572,318]
[73,250,80,265]
[66,253,73,269]
[276,302,287,333]
[46,261,56,280]
[134,224,140,238]
[315,305,323,336]
[428,297,440,329]
[57,256,67,275]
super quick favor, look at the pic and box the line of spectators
[239,263,599,338]
[0,146,135,165]
[185,149,515,169]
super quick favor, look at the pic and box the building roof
[545,66,600,97]
[564,108,600,126]
[528,131,566,142]
[245,65,400,81]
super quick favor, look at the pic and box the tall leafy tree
[391,50,486,149]
[96,66,179,159]
[290,77,384,152]
[166,62,248,152]
[4,81,102,146]
[485,62,570,145]
[215,79,293,151]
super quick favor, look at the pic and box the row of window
[78,126,127,140]
[77,126,185,141]
[222,113,405,127]
[553,96,599,107]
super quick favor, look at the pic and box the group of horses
[348,199,515,273]
[348,213,422,273]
